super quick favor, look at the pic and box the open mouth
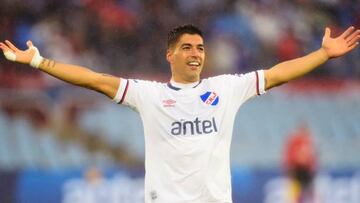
[187,61,201,70]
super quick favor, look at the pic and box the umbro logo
[163,99,176,107]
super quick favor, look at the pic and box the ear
[166,49,173,64]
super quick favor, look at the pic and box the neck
[170,76,200,84]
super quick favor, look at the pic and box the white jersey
[113,70,266,203]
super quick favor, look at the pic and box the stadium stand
[0,0,359,172]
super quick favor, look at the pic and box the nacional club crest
[200,91,219,106]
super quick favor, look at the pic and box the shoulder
[202,72,259,90]
[203,74,242,83]
[119,79,166,98]
[116,78,165,105]
[205,72,260,81]
[127,79,165,88]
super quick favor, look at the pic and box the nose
[190,48,201,58]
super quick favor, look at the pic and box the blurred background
[0,0,360,202]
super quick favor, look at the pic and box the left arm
[265,26,360,90]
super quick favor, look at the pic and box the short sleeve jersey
[113,70,266,203]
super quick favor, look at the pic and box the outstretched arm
[265,26,360,90]
[0,40,120,99]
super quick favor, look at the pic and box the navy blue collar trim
[193,80,202,88]
[167,83,181,91]
[167,80,202,91]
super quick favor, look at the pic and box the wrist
[29,46,43,69]
[319,47,330,61]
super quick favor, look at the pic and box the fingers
[324,27,331,38]
[347,42,359,51]
[348,36,360,47]
[5,40,20,52]
[0,42,10,52]
[340,26,355,39]
[346,29,360,45]
[1,42,16,61]
[26,40,34,49]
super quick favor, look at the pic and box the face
[167,34,205,83]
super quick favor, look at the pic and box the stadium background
[0,0,359,202]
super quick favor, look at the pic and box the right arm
[0,40,120,99]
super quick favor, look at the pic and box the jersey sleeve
[112,78,156,112]
[227,70,266,105]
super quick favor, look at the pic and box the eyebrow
[180,43,204,48]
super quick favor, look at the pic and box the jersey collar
[167,80,202,91]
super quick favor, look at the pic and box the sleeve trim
[113,79,129,103]
[256,70,266,95]
[255,71,259,95]
[120,80,129,104]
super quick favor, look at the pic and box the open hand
[0,40,37,64]
[322,26,360,58]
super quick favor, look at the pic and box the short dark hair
[167,24,203,49]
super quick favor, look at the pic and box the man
[1,25,359,203]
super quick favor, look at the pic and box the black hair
[167,24,203,49]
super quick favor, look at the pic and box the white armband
[29,46,43,69]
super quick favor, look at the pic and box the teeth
[188,62,200,66]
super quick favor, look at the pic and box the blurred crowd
[1,3,360,203]
[0,0,359,91]
[0,0,359,168]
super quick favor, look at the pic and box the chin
[186,74,200,82]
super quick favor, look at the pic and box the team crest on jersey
[200,91,219,106]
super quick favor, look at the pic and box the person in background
[284,125,318,203]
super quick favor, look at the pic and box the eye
[198,47,204,52]
[183,46,191,50]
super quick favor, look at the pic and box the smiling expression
[167,34,205,83]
